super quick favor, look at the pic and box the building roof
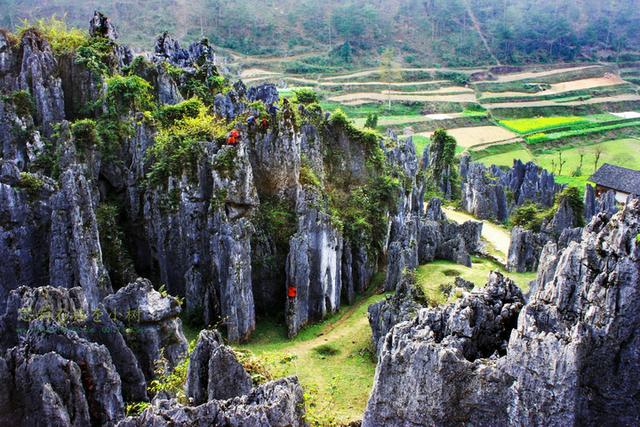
[589,163,640,195]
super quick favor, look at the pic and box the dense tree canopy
[1,0,638,65]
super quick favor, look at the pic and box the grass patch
[477,138,640,194]
[313,344,340,356]
[234,273,388,425]
[416,258,536,304]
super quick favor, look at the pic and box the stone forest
[0,7,639,427]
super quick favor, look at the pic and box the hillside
[1,0,640,67]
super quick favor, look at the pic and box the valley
[0,6,639,427]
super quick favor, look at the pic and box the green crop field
[499,116,589,134]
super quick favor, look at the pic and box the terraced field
[235,59,640,191]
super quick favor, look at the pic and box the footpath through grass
[233,273,389,425]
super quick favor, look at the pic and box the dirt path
[443,207,511,263]
[328,92,477,104]
[481,76,628,99]
[486,65,603,83]
[462,0,500,65]
[486,93,640,109]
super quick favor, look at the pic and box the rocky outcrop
[368,275,427,356]
[460,154,562,223]
[364,272,525,426]
[364,196,640,426]
[120,328,306,427]
[286,191,343,337]
[186,330,252,405]
[119,377,306,427]
[584,184,618,221]
[103,278,188,380]
[0,285,148,403]
[418,200,482,267]
[383,137,481,291]
[507,189,585,273]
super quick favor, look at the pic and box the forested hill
[1,0,639,67]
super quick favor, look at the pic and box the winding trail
[443,207,511,264]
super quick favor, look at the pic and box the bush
[313,344,340,356]
[212,145,238,178]
[149,347,192,403]
[75,36,116,76]
[105,75,155,115]
[147,108,226,185]
[154,97,204,126]
[509,202,546,231]
[292,88,319,104]
[233,349,296,385]
[364,113,378,129]
[96,202,136,288]
[71,119,100,151]
[17,17,87,55]
[17,172,45,197]
[300,161,321,188]
[4,90,35,117]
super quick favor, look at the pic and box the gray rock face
[506,226,548,273]
[364,197,640,426]
[17,29,65,135]
[507,190,586,273]
[503,197,640,425]
[364,272,524,426]
[103,278,188,379]
[0,285,148,403]
[154,32,215,69]
[186,330,252,405]
[0,162,54,311]
[460,155,563,223]
[49,166,112,308]
[0,318,125,427]
[584,185,618,221]
[118,377,306,427]
[247,83,280,106]
[286,191,343,337]
[368,275,427,356]
[417,199,482,267]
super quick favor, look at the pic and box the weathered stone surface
[286,191,343,337]
[0,285,147,403]
[0,163,54,311]
[506,226,548,273]
[460,156,563,223]
[0,316,125,426]
[49,165,112,308]
[364,197,640,426]
[0,351,92,427]
[503,197,640,425]
[186,329,252,405]
[368,274,427,356]
[17,29,65,135]
[246,83,279,106]
[103,278,188,379]
[118,377,306,427]
[364,272,524,426]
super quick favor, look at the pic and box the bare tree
[593,147,603,172]
[558,151,567,176]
